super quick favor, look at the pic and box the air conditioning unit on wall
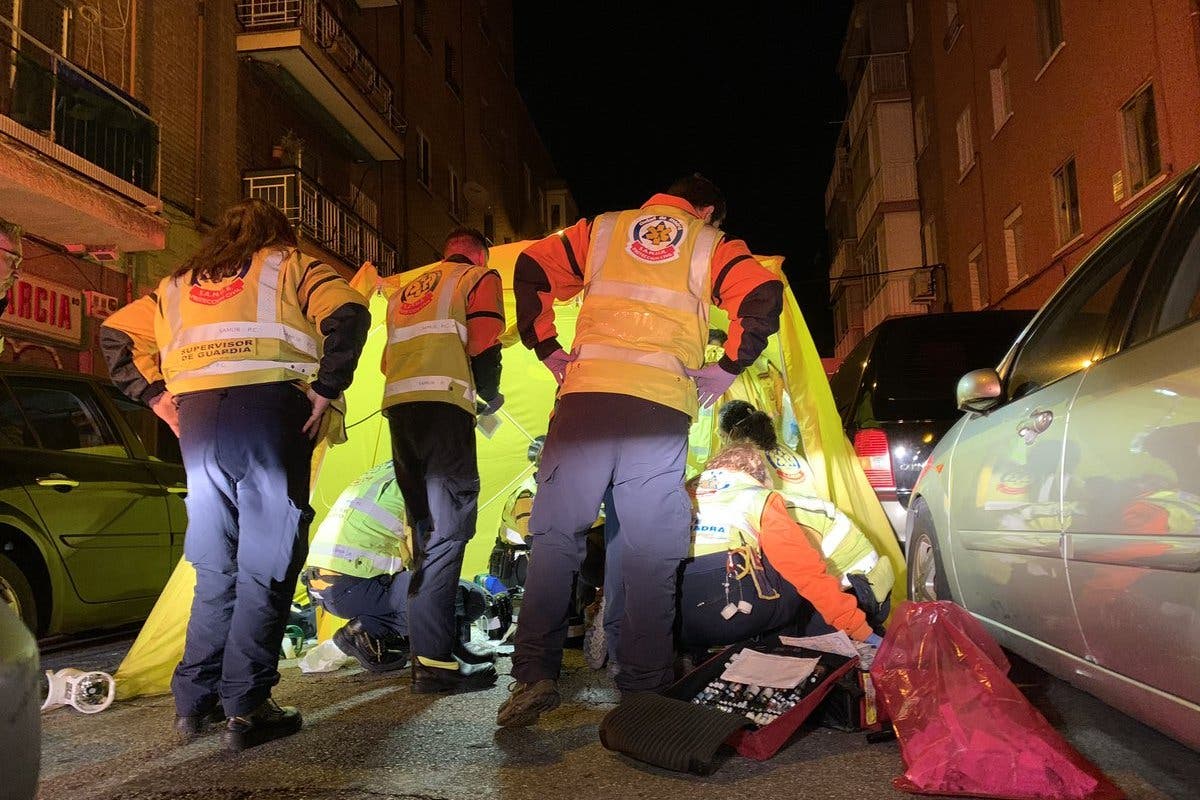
[909,269,936,304]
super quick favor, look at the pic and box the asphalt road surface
[34,636,1200,800]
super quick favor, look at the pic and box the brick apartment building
[827,0,1200,359]
[0,0,573,376]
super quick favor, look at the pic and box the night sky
[513,2,853,355]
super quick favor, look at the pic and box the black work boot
[334,619,409,673]
[411,657,497,694]
[222,699,302,752]
[174,705,226,740]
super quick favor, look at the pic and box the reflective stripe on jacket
[690,467,891,598]
[155,249,322,394]
[564,205,721,419]
[307,463,411,579]
[382,260,484,415]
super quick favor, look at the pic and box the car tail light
[854,429,895,490]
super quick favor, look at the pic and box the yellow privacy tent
[113,243,904,699]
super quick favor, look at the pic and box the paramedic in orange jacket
[100,199,369,751]
[498,174,783,727]
[381,227,505,694]
[679,409,889,653]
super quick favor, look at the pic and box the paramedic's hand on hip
[479,392,505,415]
[303,386,332,440]
[150,391,180,437]
[866,632,884,648]
[542,348,576,385]
[685,362,738,408]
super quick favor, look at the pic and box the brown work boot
[222,698,302,752]
[496,679,560,727]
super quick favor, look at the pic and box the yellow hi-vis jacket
[307,463,411,579]
[763,442,818,496]
[691,468,893,601]
[564,205,722,419]
[151,249,338,394]
[382,260,489,416]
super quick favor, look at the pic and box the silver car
[907,166,1200,751]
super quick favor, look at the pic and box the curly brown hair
[706,444,769,486]
[173,198,298,282]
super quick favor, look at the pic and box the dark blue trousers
[385,402,478,663]
[310,571,412,638]
[172,382,314,718]
[676,552,811,651]
[514,393,691,693]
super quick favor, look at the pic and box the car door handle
[1016,410,1054,445]
[36,473,80,489]
[166,484,188,496]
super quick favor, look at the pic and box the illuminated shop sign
[1,275,83,346]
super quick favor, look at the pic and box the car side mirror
[957,368,1002,414]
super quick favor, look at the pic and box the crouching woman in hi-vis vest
[678,409,893,654]
[100,199,370,752]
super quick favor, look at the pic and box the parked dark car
[0,364,185,637]
[828,310,1035,542]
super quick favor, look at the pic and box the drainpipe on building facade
[127,0,138,96]
[193,1,206,226]
[1190,1,1200,90]
[398,6,409,273]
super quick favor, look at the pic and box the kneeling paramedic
[679,410,893,653]
[305,463,495,672]
[100,198,369,751]
[382,227,504,693]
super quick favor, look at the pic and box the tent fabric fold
[114,243,904,699]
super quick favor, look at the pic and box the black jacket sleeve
[310,301,371,399]
[471,343,503,402]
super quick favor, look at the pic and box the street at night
[31,635,1200,800]
[4,1,1200,798]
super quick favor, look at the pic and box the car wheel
[906,501,952,603]
[0,553,37,633]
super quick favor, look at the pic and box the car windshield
[872,313,1033,420]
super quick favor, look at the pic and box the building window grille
[1053,158,1082,245]
[1122,84,1161,194]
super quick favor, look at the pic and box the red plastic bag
[870,601,1124,800]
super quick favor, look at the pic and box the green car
[0,364,186,637]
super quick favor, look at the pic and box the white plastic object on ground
[297,639,356,673]
[41,668,116,714]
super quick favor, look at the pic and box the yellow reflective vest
[691,467,892,599]
[154,249,330,394]
[382,260,487,416]
[764,443,818,496]
[564,205,722,419]
[307,463,411,579]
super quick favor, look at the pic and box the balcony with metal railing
[244,168,398,274]
[847,53,909,138]
[855,159,918,235]
[236,0,406,161]
[829,239,856,290]
[0,14,165,252]
[824,147,851,214]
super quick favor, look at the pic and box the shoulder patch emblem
[396,270,442,315]
[627,214,686,264]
